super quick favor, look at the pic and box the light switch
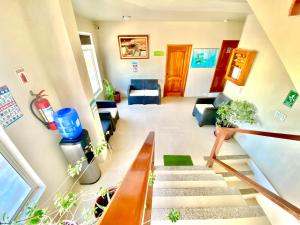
[274,111,287,122]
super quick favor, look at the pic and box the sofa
[192,93,231,127]
[96,100,119,141]
[127,79,161,105]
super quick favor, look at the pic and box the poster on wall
[190,48,219,68]
[118,35,149,59]
[0,86,23,128]
[131,61,139,72]
[15,68,29,84]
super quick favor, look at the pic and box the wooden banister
[97,132,155,225]
[207,127,300,219]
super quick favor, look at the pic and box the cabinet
[225,48,256,86]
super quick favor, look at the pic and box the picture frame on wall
[191,48,219,68]
[118,35,149,59]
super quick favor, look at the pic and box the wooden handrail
[207,127,300,219]
[97,132,155,225]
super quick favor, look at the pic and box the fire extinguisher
[30,90,57,130]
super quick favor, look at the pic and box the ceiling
[71,0,252,22]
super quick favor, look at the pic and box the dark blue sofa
[127,79,161,105]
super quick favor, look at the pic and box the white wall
[96,21,244,97]
[224,15,300,208]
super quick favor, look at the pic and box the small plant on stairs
[167,208,181,223]
[149,171,156,186]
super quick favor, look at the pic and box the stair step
[153,187,240,197]
[212,162,251,173]
[153,195,247,208]
[218,171,253,177]
[204,155,249,164]
[154,180,228,188]
[155,165,215,175]
[151,216,271,225]
[155,165,209,171]
[156,174,224,182]
[151,206,266,221]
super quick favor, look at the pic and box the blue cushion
[144,79,158,89]
[131,79,145,90]
[101,120,111,133]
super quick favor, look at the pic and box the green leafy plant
[25,205,48,225]
[149,171,156,186]
[54,192,78,215]
[167,208,181,223]
[67,157,85,178]
[103,79,115,101]
[216,100,257,128]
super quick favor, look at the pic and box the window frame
[0,126,45,222]
[79,32,103,98]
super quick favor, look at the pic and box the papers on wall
[0,86,23,128]
[232,67,241,80]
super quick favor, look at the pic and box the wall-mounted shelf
[225,48,256,86]
[289,0,300,16]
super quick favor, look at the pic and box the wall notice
[0,86,23,128]
[283,90,299,108]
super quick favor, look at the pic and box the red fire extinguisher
[30,90,57,130]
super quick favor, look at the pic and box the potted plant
[103,79,121,103]
[94,187,117,218]
[215,100,257,140]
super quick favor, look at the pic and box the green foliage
[25,204,48,225]
[82,208,95,225]
[67,157,85,178]
[0,212,9,224]
[91,137,107,158]
[149,171,156,186]
[54,192,78,215]
[103,79,115,101]
[216,100,257,128]
[96,187,109,198]
[167,208,181,223]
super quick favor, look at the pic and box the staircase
[151,155,271,225]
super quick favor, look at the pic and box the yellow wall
[0,0,103,203]
[224,15,300,208]
[247,0,300,93]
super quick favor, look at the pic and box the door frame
[209,40,239,92]
[164,44,192,97]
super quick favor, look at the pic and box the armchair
[192,93,231,127]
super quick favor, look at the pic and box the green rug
[163,155,193,166]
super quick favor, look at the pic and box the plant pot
[94,187,117,218]
[114,91,121,103]
[214,127,235,140]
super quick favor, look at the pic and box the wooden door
[210,40,239,92]
[164,45,192,96]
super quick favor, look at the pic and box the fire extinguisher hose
[30,98,48,128]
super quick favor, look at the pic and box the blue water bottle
[53,108,83,139]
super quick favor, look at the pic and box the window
[79,33,103,97]
[0,127,44,221]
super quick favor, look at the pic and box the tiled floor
[74,97,246,218]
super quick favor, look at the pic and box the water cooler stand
[59,129,101,185]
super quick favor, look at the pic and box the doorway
[210,40,239,92]
[164,45,192,97]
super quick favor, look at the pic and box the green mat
[163,155,193,166]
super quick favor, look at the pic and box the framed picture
[118,35,149,59]
[191,48,219,68]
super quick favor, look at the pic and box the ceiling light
[122,16,131,21]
